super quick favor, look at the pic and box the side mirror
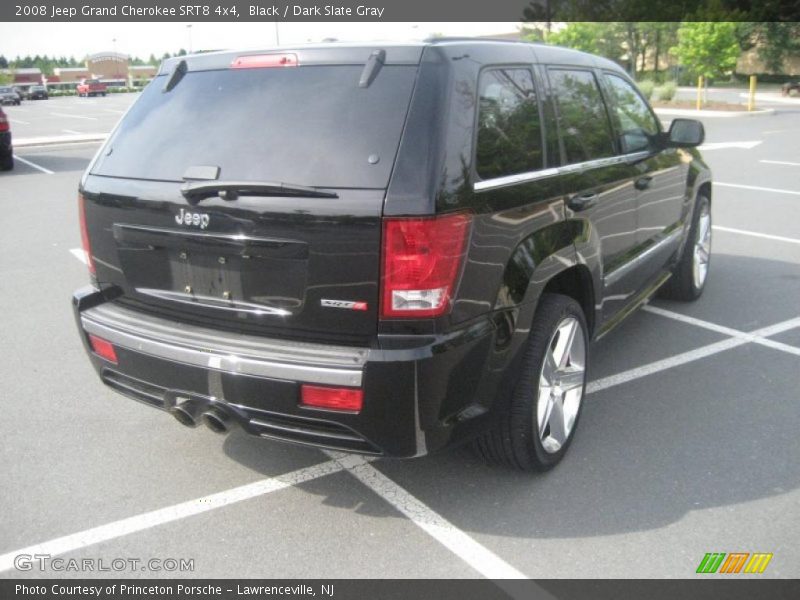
[666,118,705,148]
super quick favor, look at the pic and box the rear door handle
[635,175,653,190]
[567,192,599,212]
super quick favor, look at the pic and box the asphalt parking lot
[3,94,135,140]
[0,97,799,580]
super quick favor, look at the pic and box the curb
[14,134,108,147]
[654,107,775,119]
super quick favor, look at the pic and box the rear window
[91,65,418,188]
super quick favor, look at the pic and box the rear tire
[1,153,14,171]
[659,194,711,301]
[473,293,588,471]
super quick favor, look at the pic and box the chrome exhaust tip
[170,400,204,428]
[201,407,231,434]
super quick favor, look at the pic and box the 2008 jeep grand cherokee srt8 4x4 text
[74,41,711,471]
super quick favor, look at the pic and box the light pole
[274,21,280,46]
[112,37,119,79]
[187,24,193,54]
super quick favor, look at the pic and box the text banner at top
[4,0,800,22]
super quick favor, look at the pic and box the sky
[0,22,522,59]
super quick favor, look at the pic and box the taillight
[381,213,472,318]
[300,385,363,412]
[231,53,298,69]
[0,113,8,133]
[78,193,95,275]
[88,334,118,364]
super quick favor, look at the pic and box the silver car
[0,86,21,106]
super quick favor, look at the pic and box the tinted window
[604,74,660,153]
[548,69,615,164]
[475,68,542,180]
[91,65,417,188]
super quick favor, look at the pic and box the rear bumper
[73,286,500,458]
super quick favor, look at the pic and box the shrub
[637,80,655,99]
[654,81,677,102]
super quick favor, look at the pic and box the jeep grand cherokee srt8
[73,41,711,471]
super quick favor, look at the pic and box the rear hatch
[81,46,422,344]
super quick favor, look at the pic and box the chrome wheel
[537,317,586,454]
[692,205,711,290]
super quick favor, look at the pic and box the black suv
[73,40,711,470]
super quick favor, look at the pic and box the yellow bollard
[748,75,757,111]
[696,75,704,110]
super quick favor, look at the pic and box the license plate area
[113,224,308,314]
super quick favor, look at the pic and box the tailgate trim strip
[81,304,365,387]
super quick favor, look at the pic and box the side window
[548,69,615,164]
[475,68,543,180]
[604,73,660,154]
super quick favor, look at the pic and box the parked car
[0,106,13,170]
[0,86,21,106]
[73,40,711,470]
[76,78,107,97]
[28,85,49,100]
[781,81,800,96]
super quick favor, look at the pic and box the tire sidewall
[514,295,589,471]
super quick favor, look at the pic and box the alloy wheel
[536,317,586,454]
[693,205,712,289]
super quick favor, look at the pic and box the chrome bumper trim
[81,303,365,387]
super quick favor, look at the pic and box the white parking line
[713,225,800,245]
[759,160,800,167]
[50,112,98,121]
[104,109,125,114]
[642,305,743,338]
[326,452,527,579]
[587,337,746,394]
[0,459,345,574]
[9,118,30,125]
[699,141,761,150]
[62,129,82,135]
[12,155,54,175]
[587,315,800,394]
[69,248,88,265]
[715,182,800,196]
[644,306,800,357]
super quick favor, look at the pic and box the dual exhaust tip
[170,400,233,434]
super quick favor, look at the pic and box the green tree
[673,22,740,80]
[634,23,679,79]
[738,22,800,74]
[545,22,621,59]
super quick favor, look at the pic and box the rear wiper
[180,180,339,203]
[359,49,386,88]
[163,59,187,93]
